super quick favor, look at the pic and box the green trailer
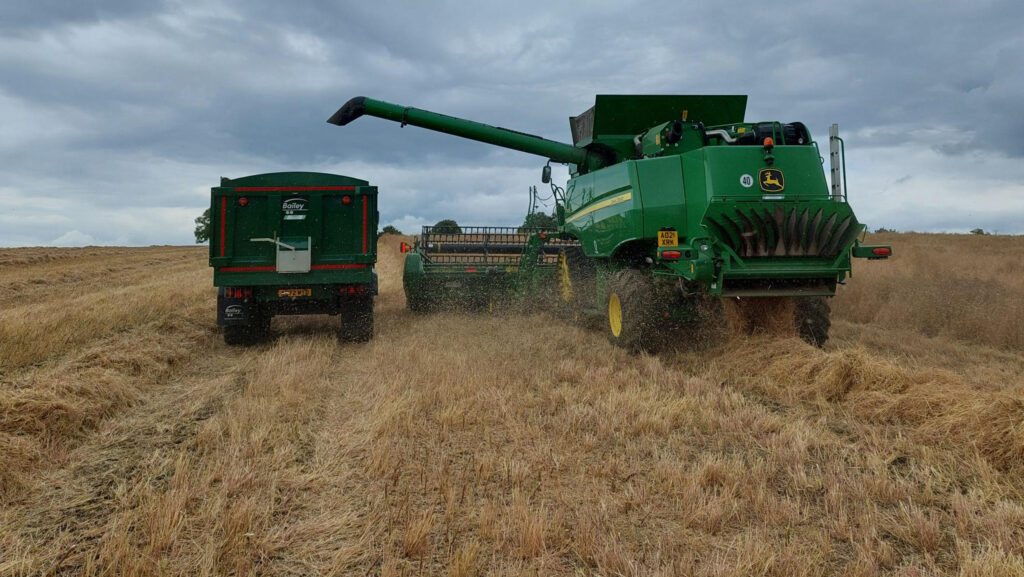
[329,96,891,351]
[209,172,379,345]
[401,225,577,312]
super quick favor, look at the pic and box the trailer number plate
[658,231,678,247]
[278,288,312,298]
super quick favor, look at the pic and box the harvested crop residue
[1,234,1022,576]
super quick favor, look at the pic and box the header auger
[328,95,890,351]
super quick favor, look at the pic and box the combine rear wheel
[340,296,375,342]
[794,296,831,348]
[604,268,661,353]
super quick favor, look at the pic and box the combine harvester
[329,96,890,351]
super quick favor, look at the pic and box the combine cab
[402,226,577,312]
[209,172,379,345]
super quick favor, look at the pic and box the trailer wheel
[604,268,661,353]
[794,297,831,348]
[223,310,270,346]
[557,247,596,320]
[340,295,374,342]
[223,324,253,346]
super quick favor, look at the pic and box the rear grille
[705,205,859,258]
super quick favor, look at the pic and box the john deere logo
[759,169,784,192]
[282,197,308,220]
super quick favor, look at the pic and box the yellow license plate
[658,230,678,247]
[278,288,312,298]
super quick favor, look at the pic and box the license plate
[658,230,678,247]
[278,288,312,298]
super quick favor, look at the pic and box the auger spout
[328,97,595,169]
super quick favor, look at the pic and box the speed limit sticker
[740,174,754,188]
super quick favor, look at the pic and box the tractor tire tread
[605,268,661,353]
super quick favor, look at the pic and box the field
[1,233,1023,576]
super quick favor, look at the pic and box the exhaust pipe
[829,124,843,202]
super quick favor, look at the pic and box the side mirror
[541,165,551,184]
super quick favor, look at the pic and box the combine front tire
[340,295,375,342]
[604,269,661,353]
[794,297,831,348]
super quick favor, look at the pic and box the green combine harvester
[209,172,379,345]
[329,95,890,350]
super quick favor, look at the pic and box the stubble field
[1,233,1022,576]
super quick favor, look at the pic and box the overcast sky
[1,0,1021,246]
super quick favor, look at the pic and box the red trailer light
[661,250,681,260]
[873,247,891,256]
[465,268,477,273]
[342,195,352,205]
[238,197,248,206]
[400,242,410,253]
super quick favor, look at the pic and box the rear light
[661,250,682,260]
[400,242,410,253]
[226,288,252,298]
[238,197,248,207]
[872,247,891,256]
[465,268,477,273]
[342,195,352,205]
[539,232,547,239]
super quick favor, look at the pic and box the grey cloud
[0,0,167,33]
[0,0,1022,247]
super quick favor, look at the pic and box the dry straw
[1,234,1022,575]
